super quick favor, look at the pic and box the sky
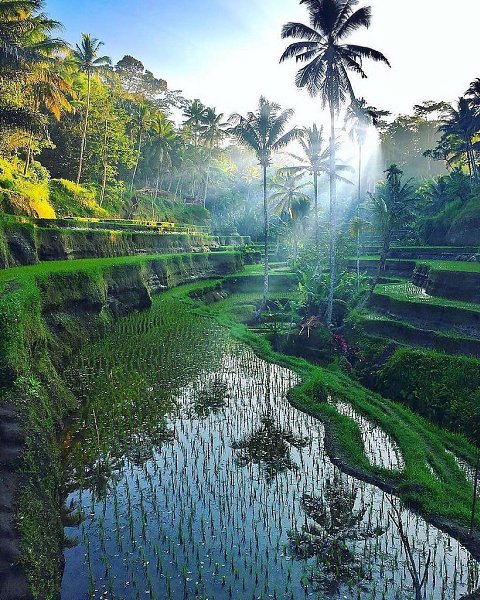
[45,0,480,126]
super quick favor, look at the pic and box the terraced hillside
[352,246,480,358]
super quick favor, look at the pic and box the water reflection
[289,476,385,594]
[232,415,308,483]
[61,300,480,600]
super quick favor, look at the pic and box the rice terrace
[0,1,480,599]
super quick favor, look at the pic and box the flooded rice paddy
[61,293,479,599]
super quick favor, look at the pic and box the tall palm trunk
[155,149,163,200]
[130,129,143,192]
[468,139,479,181]
[261,164,269,312]
[23,131,35,176]
[203,162,211,209]
[313,170,319,255]
[100,116,109,207]
[356,142,362,289]
[326,103,337,327]
[77,71,91,185]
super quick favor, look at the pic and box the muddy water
[61,297,479,599]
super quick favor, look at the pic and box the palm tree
[270,170,311,260]
[200,106,228,207]
[231,97,299,312]
[281,0,390,326]
[269,170,310,220]
[71,33,111,184]
[345,98,389,286]
[0,0,67,135]
[418,176,449,214]
[151,112,176,201]
[466,78,480,116]
[285,124,351,253]
[182,98,206,148]
[128,102,151,192]
[359,165,414,308]
[97,90,116,207]
[438,98,480,180]
[0,0,65,72]
[23,64,74,174]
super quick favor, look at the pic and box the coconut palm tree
[466,78,480,116]
[281,0,390,326]
[0,0,65,72]
[270,170,311,260]
[128,102,151,192]
[182,98,206,148]
[201,107,228,148]
[151,112,176,201]
[269,170,310,220]
[359,164,414,309]
[345,98,389,286]
[231,97,300,312]
[71,33,111,184]
[284,124,351,254]
[0,0,67,135]
[200,106,228,207]
[23,64,74,174]
[438,97,480,180]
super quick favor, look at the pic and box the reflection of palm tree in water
[192,374,229,418]
[232,363,308,482]
[232,415,308,483]
[289,474,385,594]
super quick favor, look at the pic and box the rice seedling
[60,289,480,599]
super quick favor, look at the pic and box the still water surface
[61,296,479,599]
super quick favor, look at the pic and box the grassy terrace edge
[175,277,480,559]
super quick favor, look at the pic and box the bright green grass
[172,278,480,533]
[357,256,480,273]
[0,252,237,288]
[375,282,480,313]
[420,260,480,273]
[361,310,479,339]
[391,245,479,250]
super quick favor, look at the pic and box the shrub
[49,179,108,218]
[376,347,480,437]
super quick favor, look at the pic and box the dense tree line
[0,0,479,321]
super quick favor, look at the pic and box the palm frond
[281,21,322,42]
[336,6,372,39]
[345,44,391,66]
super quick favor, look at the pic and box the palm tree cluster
[1,0,392,320]
[0,3,234,216]
[280,0,390,325]
[0,0,69,133]
[4,0,479,323]
[434,85,480,180]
